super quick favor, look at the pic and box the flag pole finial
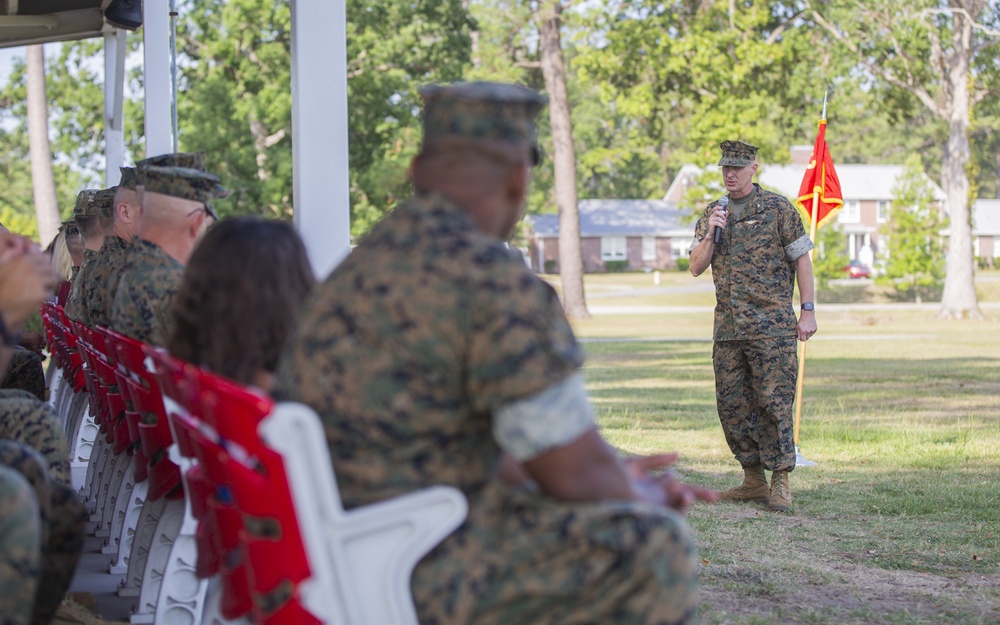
[821,90,829,121]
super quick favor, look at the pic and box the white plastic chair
[259,402,468,625]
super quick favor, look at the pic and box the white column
[142,0,173,157]
[290,0,351,280]
[104,28,127,185]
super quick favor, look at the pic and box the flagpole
[793,188,819,457]
[794,91,828,467]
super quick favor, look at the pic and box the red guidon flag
[797,119,843,229]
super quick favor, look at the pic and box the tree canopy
[1,0,997,311]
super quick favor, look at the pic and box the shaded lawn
[575,311,1000,625]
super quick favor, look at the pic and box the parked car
[844,259,871,279]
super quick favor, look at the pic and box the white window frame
[877,200,891,223]
[840,200,861,223]
[641,236,656,261]
[601,236,627,261]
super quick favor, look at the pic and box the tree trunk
[995,150,1000,199]
[937,5,982,319]
[537,1,589,319]
[26,45,60,248]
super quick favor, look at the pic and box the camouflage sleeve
[0,464,41,625]
[778,195,814,261]
[492,373,596,461]
[784,235,814,262]
[465,260,583,415]
[688,205,713,254]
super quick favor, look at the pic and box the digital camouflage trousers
[412,480,700,625]
[713,337,797,472]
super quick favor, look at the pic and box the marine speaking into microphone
[713,196,730,244]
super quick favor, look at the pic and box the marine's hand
[709,207,728,234]
[0,249,57,329]
[625,453,718,513]
[797,313,817,341]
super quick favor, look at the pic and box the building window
[641,237,656,261]
[877,200,891,223]
[839,200,861,223]
[672,238,693,259]
[601,236,627,261]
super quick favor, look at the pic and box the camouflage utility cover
[692,184,813,341]
[119,166,138,190]
[136,165,229,205]
[95,187,117,218]
[420,81,546,165]
[110,238,184,346]
[137,151,206,171]
[72,189,101,217]
[718,139,759,167]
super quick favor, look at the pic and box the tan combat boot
[718,464,769,501]
[768,470,792,511]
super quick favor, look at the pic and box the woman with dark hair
[167,216,315,391]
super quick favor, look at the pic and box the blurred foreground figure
[276,82,714,625]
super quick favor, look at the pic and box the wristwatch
[801,302,815,312]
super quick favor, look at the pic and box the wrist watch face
[801,302,815,311]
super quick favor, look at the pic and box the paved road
[588,301,1000,315]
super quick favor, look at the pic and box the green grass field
[557,271,1000,624]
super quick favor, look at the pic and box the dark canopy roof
[0,1,108,49]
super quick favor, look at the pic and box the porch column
[289,0,351,279]
[103,28,127,184]
[142,0,172,156]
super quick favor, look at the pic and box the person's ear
[506,161,530,205]
[117,202,131,224]
[189,211,207,238]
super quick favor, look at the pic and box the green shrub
[604,260,629,272]
[676,258,690,272]
[544,259,558,274]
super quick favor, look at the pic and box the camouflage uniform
[64,190,104,324]
[0,462,40,625]
[109,238,184,346]
[77,189,122,329]
[0,441,85,625]
[0,389,72,484]
[109,164,227,345]
[63,248,97,324]
[83,235,131,329]
[2,348,46,402]
[276,82,698,625]
[691,171,814,473]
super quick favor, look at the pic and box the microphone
[713,196,730,244]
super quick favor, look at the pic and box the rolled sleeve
[492,373,596,462]
[784,234,814,262]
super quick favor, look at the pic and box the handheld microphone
[713,196,730,244]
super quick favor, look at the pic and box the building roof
[526,199,692,238]
[974,199,1000,235]
[758,163,947,203]
[667,163,948,205]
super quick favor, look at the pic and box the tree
[806,0,1000,319]
[0,47,93,241]
[578,1,837,189]
[537,1,588,319]
[26,45,60,248]
[812,220,850,288]
[178,0,474,231]
[877,154,945,303]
